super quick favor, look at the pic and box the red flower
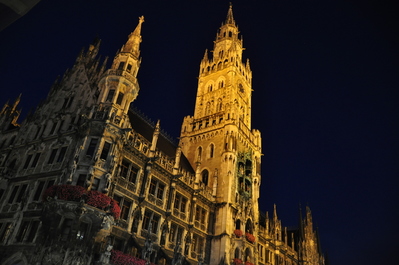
[42,185,121,219]
[245,262,254,265]
[110,199,121,219]
[234,229,243,238]
[245,232,256,243]
[111,250,155,265]
[233,258,242,265]
[86,190,111,209]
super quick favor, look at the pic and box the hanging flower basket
[234,229,243,238]
[111,250,155,265]
[43,185,121,219]
[245,232,256,243]
[233,258,243,265]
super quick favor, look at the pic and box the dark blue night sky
[1,1,398,264]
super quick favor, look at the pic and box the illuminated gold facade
[0,6,325,265]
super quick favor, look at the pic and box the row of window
[197,144,215,161]
[4,179,55,205]
[207,81,225,92]
[21,145,68,170]
[86,138,111,160]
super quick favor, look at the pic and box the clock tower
[179,5,262,264]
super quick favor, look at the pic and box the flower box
[234,229,243,238]
[233,258,243,265]
[43,185,121,219]
[111,250,155,265]
[245,232,256,243]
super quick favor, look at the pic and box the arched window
[205,102,211,115]
[235,219,241,230]
[245,248,252,262]
[245,219,253,234]
[197,147,202,161]
[209,144,214,158]
[217,98,223,112]
[201,169,209,186]
[235,248,240,259]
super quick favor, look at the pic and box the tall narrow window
[86,138,98,157]
[61,218,73,241]
[34,126,42,139]
[31,153,41,168]
[16,184,28,203]
[106,89,115,102]
[56,146,67,163]
[91,178,100,191]
[77,174,86,187]
[201,170,209,186]
[148,178,165,200]
[26,221,40,242]
[47,149,58,164]
[143,209,160,233]
[121,200,131,220]
[100,142,111,160]
[8,186,19,203]
[33,181,45,201]
[209,144,214,158]
[116,92,124,105]
[118,62,125,70]
[16,221,29,242]
[49,121,57,135]
[66,96,74,108]
[23,154,33,169]
[126,64,132,72]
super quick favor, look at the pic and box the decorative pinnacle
[225,3,235,25]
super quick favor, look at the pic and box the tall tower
[72,17,144,193]
[180,5,262,264]
[97,16,144,123]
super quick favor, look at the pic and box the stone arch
[245,219,253,234]
[244,248,252,262]
[201,169,209,186]
[234,247,241,259]
[235,219,241,230]
[205,102,211,115]
[208,143,215,158]
[217,98,223,112]
[197,146,203,161]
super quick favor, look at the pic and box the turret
[97,16,144,128]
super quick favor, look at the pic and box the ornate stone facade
[0,5,325,265]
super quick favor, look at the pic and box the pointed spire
[121,16,144,57]
[202,49,209,62]
[150,119,160,155]
[225,3,235,25]
[12,93,21,112]
[273,204,278,223]
[298,204,304,240]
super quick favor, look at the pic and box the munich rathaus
[0,5,325,265]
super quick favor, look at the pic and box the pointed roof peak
[225,3,235,25]
[132,15,145,36]
[121,16,144,55]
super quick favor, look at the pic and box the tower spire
[225,3,235,25]
[121,16,144,58]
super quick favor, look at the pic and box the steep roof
[128,109,194,174]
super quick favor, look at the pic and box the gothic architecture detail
[0,5,325,265]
